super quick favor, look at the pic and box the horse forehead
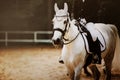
[56,10,67,16]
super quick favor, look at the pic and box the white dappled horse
[52,3,120,80]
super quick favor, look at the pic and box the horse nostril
[56,38,61,43]
[52,38,61,45]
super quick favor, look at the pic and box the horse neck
[64,21,84,46]
[64,22,86,53]
[64,22,79,40]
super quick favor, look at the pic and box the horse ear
[54,3,59,12]
[64,3,68,12]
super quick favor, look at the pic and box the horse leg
[83,54,93,76]
[66,67,75,80]
[101,59,106,74]
[104,58,112,80]
[69,71,75,80]
[74,69,81,80]
[89,64,101,80]
[104,64,112,80]
[67,66,81,80]
[104,54,114,80]
[104,43,115,80]
[83,66,91,77]
[74,63,85,80]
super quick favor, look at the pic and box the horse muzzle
[52,38,63,46]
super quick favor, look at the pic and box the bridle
[53,15,69,37]
[53,15,81,45]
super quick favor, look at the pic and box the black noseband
[53,18,69,37]
[53,28,65,36]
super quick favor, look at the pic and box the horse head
[52,3,70,46]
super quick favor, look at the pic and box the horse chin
[52,40,63,47]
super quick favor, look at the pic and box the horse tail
[112,33,120,72]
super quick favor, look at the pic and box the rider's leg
[93,38,101,64]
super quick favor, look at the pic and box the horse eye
[64,20,67,24]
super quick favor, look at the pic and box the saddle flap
[82,22,106,53]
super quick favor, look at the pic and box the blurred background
[0,0,52,31]
[0,0,55,46]
[0,0,119,46]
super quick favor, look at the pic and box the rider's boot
[93,54,101,64]
[93,38,102,64]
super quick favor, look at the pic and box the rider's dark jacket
[73,0,99,23]
[72,0,120,35]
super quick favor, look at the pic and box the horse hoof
[86,73,92,77]
[59,60,64,64]
[103,68,106,74]
[67,73,69,76]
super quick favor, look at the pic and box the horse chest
[64,46,86,66]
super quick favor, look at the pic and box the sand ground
[0,45,119,80]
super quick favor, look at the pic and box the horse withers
[52,3,120,80]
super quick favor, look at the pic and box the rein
[62,21,82,45]
[53,15,69,37]
[63,20,86,45]
[63,32,80,45]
